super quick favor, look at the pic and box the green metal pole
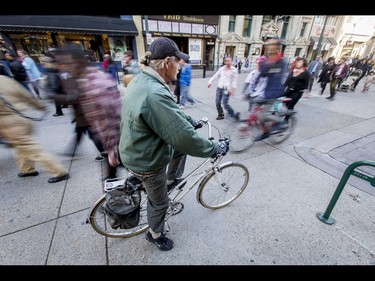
[317,160,375,225]
[312,15,328,61]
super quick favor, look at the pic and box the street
[0,71,375,265]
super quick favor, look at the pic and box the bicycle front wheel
[197,162,249,209]
[87,190,149,238]
[223,120,260,153]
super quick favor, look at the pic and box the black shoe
[53,113,63,117]
[167,178,186,191]
[145,231,174,251]
[48,173,69,183]
[216,114,224,120]
[254,132,269,141]
[326,96,332,99]
[233,112,240,121]
[61,105,69,108]
[95,155,107,161]
[18,171,39,177]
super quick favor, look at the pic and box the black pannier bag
[103,176,143,229]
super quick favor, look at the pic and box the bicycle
[86,117,250,238]
[224,97,297,153]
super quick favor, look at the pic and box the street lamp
[312,15,329,61]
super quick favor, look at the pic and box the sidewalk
[0,72,375,265]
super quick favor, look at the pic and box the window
[300,22,307,37]
[294,48,302,57]
[261,15,275,26]
[242,15,252,37]
[244,44,251,57]
[280,16,289,39]
[228,15,236,32]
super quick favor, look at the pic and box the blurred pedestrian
[0,50,13,77]
[327,57,349,100]
[242,56,268,110]
[317,57,335,95]
[178,59,196,109]
[283,57,310,118]
[208,56,240,120]
[289,56,299,72]
[102,54,118,82]
[0,75,69,183]
[53,44,121,179]
[361,70,375,93]
[351,58,369,91]
[255,38,288,141]
[42,56,65,116]
[4,51,30,91]
[122,50,140,87]
[16,49,43,99]
[307,55,323,92]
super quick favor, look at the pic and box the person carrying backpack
[4,51,30,91]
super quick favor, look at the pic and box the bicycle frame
[248,97,292,130]
[163,118,229,220]
[166,155,226,215]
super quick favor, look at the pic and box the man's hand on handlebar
[215,138,230,156]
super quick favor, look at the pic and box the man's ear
[164,57,170,69]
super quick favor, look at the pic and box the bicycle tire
[88,190,149,238]
[268,114,296,144]
[197,162,249,209]
[223,120,261,153]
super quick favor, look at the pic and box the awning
[310,36,331,44]
[327,37,338,46]
[0,16,138,36]
[310,36,332,50]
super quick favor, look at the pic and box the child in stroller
[338,69,363,92]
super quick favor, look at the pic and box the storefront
[0,16,138,64]
[142,15,219,70]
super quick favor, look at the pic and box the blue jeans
[215,87,234,117]
[180,84,195,106]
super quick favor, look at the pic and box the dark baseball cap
[148,37,189,61]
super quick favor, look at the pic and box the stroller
[338,69,363,92]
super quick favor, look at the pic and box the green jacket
[119,66,218,172]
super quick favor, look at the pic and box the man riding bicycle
[255,38,289,141]
[118,37,229,251]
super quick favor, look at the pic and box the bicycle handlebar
[198,117,230,157]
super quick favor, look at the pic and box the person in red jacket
[327,57,350,100]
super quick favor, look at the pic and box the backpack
[103,176,143,229]
[9,61,27,81]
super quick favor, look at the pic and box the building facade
[1,15,374,74]
[215,15,345,71]
[138,15,219,70]
[0,16,138,64]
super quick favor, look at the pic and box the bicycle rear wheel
[268,115,296,144]
[87,190,149,238]
[223,120,260,153]
[197,162,249,209]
